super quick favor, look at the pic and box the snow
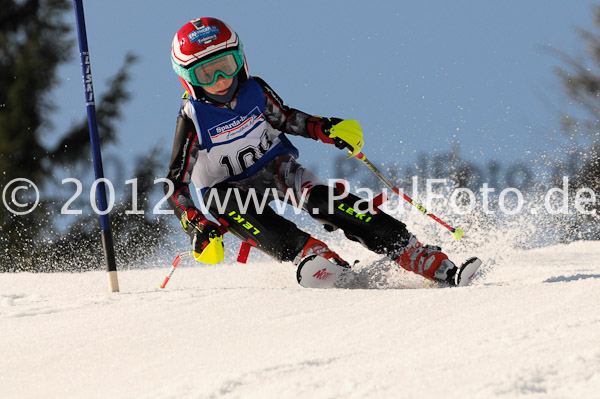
[2,241,600,399]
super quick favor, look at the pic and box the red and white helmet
[171,17,248,98]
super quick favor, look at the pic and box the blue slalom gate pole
[73,0,119,292]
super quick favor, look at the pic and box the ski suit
[164,76,454,282]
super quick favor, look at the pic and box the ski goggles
[173,48,244,87]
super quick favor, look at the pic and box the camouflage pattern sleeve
[253,76,322,139]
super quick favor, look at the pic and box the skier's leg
[203,182,347,265]
[304,184,457,284]
[260,154,456,283]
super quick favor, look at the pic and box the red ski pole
[159,224,230,289]
[354,152,463,239]
[159,251,192,289]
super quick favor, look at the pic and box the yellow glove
[192,231,224,264]
[181,208,225,264]
[329,119,364,158]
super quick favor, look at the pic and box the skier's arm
[164,110,201,222]
[254,76,364,156]
[164,109,225,258]
[253,76,313,137]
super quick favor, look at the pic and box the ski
[456,257,482,287]
[296,255,482,289]
[296,255,354,289]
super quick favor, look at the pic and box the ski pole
[159,224,230,289]
[159,251,192,289]
[353,152,463,239]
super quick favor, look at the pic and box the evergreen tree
[554,5,600,236]
[0,0,172,271]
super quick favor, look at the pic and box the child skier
[165,17,470,287]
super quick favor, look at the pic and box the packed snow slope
[2,240,600,399]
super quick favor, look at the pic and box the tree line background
[1,0,599,272]
[1,0,174,271]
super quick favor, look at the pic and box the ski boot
[394,236,458,286]
[293,237,349,268]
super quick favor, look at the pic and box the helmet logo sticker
[188,25,220,45]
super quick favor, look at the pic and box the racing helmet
[171,17,248,98]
